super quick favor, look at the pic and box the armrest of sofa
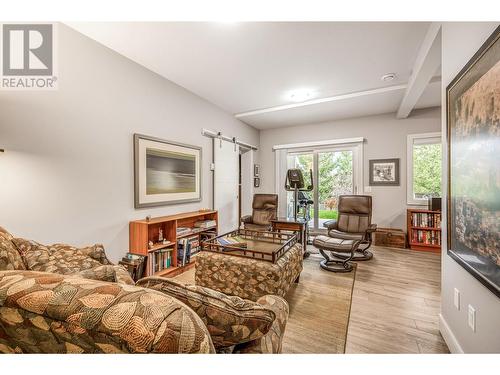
[233,294,289,354]
[240,215,253,224]
[136,276,277,350]
[0,270,214,354]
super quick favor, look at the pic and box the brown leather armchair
[313,195,377,272]
[241,194,278,231]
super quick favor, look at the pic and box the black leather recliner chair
[240,194,278,231]
[313,195,377,272]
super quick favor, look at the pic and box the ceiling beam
[235,84,407,118]
[397,23,442,119]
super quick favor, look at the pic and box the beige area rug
[174,249,356,354]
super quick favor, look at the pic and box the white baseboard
[439,313,464,353]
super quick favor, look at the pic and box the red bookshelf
[407,209,441,253]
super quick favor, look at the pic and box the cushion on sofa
[0,270,215,353]
[0,232,26,271]
[136,276,276,349]
[12,238,104,275]
[75,264,135,285]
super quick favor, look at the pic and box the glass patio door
[286,144,361,230]
[315,149,354,229]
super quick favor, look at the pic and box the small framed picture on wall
[369,158,400,186]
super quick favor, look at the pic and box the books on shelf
[411,229,441,246]
[408,209,442,250]
[177,235,200,267]
[411,212,441,228]
[149,247,172,274]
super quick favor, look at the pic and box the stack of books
[194,220,217,229]
[176,227,192,237]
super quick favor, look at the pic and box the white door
[214,139,240,234]
[240,149,254,218]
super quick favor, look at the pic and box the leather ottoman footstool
[312,235,361,272]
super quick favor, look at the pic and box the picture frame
[134,134,202,208]
[446,26,500,297]
[369,158,400,186]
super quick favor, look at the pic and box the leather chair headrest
[338,195,372,215]
[252,194,278,209]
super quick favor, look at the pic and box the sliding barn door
[213,139,240,234]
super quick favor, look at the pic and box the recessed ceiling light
[381,73,397,82]
[288,89,315,103]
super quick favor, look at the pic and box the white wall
[257,107,441,230]
[0,24,258,262]
[440,22,500,353]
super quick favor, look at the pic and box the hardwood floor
[344,245,449,353]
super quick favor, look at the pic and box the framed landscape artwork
[134,134,202,208]
[446,26,500,297]
[369,158,400,186]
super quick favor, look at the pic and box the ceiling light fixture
[288,89,315,103]
[381,73,397,82]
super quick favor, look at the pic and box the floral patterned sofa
[0,227,289,354]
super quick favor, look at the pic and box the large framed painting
[134,134,202,208]
[369,158,400,186]
[446,26,500,298]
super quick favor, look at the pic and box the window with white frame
[407,133,442,205]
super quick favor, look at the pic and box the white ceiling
[67,22,441,129]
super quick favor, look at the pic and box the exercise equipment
[297,191,313,223]
[285,169,314,256]
[285,169,314,221]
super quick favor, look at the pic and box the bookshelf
[129,210,218,277]
[406,209,441,253]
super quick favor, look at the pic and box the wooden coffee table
[201,229,297,263]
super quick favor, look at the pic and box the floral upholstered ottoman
[195,242,303,302]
